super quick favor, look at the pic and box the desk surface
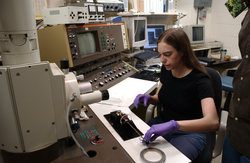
[90,77,191,163]
[199,58,241,66]
[204,59,241,74]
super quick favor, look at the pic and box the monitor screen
[134,20,146,42]
[77,32,96,56]
[192,27,204,41]
[143,25,165,50]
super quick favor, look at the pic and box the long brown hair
[157,28,208,76]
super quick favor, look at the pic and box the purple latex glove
[133,94,151,108]
[144,120,179,142]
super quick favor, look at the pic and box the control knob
[99,82,104,86]
[90,135,104,145]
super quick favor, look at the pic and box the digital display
[134,20,145,42]
[89,6,96,12]
[77,32,96,56]
[97,6,104,12]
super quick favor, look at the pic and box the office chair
[145,67,222,163]
[212,70,234,158]
[193,67,222,163]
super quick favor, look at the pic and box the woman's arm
[148,82,162,105]
[177,97,219,132]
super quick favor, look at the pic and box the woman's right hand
[133,94,151,108]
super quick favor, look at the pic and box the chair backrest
[204,67,222,115]
[193,67,222,163]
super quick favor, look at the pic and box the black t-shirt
[159,66,213,122]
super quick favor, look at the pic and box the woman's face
[158,41,183,71]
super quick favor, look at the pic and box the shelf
[117,12,186,25]
[117,12,185,16]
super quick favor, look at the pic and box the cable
[140,147,166,163]
[196,7,199,24]
[37,23,44,30]
[36,19,43,26]
[66,101,90,158]
[196,7,204,24]
[37,19,44,30]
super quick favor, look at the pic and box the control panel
[100,1,125,12]
[71,53,137,91]
[51,107,135,162]
[66,23,127,66]
[42,4,105,25]
[68,2,106,22]
[38,22,129,68]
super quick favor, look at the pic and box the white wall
[47,0,64,8]
[176,0,248,58]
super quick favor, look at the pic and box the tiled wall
[175,0,248,58]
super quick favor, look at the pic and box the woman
[133,28,219,161]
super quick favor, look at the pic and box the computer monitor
[122,16,147,48]
[143,24,166,50]
[183,24,205,44]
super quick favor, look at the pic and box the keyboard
[133,50,159,61]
